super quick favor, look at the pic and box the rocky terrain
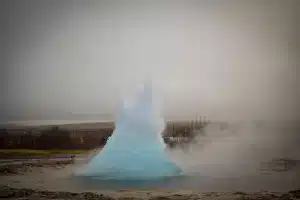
[0,160,73,175]
[0,185,300,200]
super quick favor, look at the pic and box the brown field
[0,120,210,152]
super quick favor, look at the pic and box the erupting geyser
[75,81,182,180]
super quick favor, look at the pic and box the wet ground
[0,157,299,199]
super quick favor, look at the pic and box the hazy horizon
[1,0,299,122]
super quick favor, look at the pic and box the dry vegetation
[0,119,210,153]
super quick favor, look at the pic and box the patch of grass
[0,149,90,158]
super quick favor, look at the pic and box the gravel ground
[0,185,300,200]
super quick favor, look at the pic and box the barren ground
[0,159,299,200]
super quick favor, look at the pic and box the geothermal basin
[1,83,300,199]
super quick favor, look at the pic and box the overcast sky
[1,0,299,122]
